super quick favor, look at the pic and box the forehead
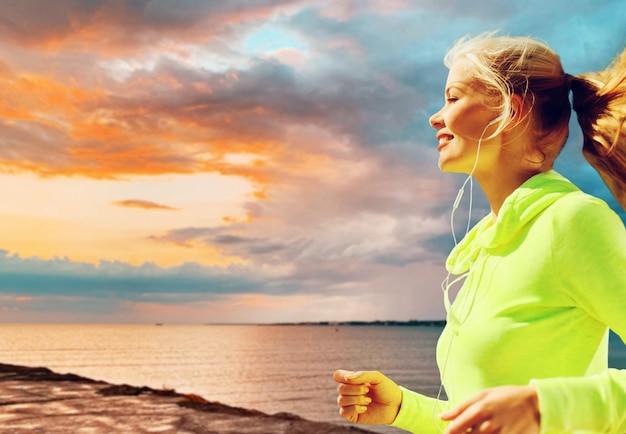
[445,59,475,89]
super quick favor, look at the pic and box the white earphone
[487,114,505,126]
[434,111,508,431]
[450,113,504,240]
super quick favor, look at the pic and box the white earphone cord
[449,117,492,245]
[433,117,498,432]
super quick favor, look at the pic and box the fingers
[441,386,540,434]
[333,369,355,383]
[337,382,370,396]
[333,369,385,385]
[337,395,372,421]
[337,392,372,407]
[339,404,368,423]
[440,391,484,421]
[336,388,371,424]
[333,369,403,426]
[444,403,493,434]
[334,370,373,424]
[440,391,490,434]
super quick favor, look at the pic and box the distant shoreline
[264,320,447,327]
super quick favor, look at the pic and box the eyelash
[446,97,458,103]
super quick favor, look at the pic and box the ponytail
[570,49,626,210]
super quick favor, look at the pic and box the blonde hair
[445,32,626,210]
[572,50,626,209]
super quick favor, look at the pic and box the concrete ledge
[0,363,377,434]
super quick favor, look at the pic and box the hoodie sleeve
[388,387,450,433]
[531,195,626,433]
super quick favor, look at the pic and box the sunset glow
[0,0,623,323]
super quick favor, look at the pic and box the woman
[334,32,626,433]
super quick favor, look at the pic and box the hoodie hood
[446,170,580,274]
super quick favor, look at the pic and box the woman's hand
[333,369,402,425]
[440,385,540,434]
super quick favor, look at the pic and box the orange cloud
[0,1,312,56]
[0,70,304,186]
[0,7,372,209]
[0,72,102,127]
[113,200,178,211]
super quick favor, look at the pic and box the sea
[0,324,624,434]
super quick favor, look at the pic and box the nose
[429,108,444,129]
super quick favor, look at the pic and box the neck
[475,170,538,221]
[472,129,545,220]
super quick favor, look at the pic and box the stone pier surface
[0,363,377,434]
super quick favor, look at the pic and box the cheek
[447,109,494,140]
[446,113,475,138]
[444,101,498,140]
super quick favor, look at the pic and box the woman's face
[429,59,503,174]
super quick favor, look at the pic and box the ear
[505,93,527,130]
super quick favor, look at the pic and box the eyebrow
[446,81,469,92]
[445,82,470,95]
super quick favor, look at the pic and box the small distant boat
[155,323,163,326]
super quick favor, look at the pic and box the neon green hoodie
[390,170,626,433]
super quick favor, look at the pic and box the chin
[438,161,471,175]
[438,151,475,173]
[437,158,455,173]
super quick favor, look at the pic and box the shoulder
[550,191,622,226]
[548,191,625,248]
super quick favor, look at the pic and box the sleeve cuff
[388,386,449,433]
[531,370,626,433]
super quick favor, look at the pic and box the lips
[437,132,454,151]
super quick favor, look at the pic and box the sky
[0,0,624,324]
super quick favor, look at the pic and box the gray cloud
[0,0,623,323]
[0,0,299,51]
[0,250,263,300]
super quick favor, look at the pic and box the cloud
[0,250,262,299]
[0,246,448,323]
[0,0,295,53]
[0,0,623,323]
[149,146,453,264]
[114,199,178,210]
